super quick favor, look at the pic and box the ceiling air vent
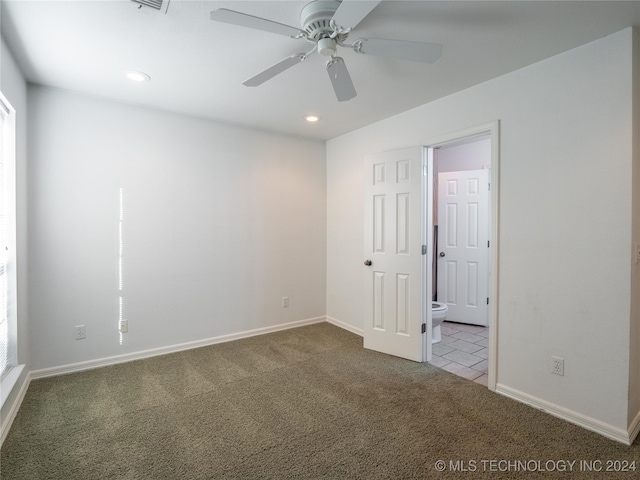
[131,0,170,14]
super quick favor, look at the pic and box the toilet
[432,302,448,343]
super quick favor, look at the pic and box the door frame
[421,121,500,391]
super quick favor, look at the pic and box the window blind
[0,94,14,379]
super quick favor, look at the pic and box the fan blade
[326,57,356,102]
[331,0,381,30]
[211,9,304,38]
[243,54,306,87]
[354,38,443,64]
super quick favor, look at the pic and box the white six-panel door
[437,169,489,326]
[363,148,424,362]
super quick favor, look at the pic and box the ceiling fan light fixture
[318,37,337,57]
[305,114,321,123]
[125,70,151,82]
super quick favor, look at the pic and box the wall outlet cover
[75,325,86,340]
[551,356,564,376]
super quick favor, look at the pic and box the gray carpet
[1,322,638,479]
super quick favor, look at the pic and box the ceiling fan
[210,0,443,102]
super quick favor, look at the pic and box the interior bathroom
[429,135,492,386]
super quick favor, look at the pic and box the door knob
[439,252,445,257]
[364,259,372,266]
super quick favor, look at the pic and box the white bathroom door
[437,169,489,326]
[363,147,424,362]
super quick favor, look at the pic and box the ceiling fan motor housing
[301,0,346,43]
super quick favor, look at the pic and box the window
[0,92,16,380]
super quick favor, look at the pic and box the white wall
[437,137,491,172]
[327,28,636,436]
[0,34,29,439]
[28,86,326,371]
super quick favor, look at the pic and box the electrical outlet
[551,356,564,376]
[282,296,289,308]
[75,325,86,340]
[119,319,128,333]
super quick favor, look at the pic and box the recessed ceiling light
[305,115,321,123]
[125,71,151,82]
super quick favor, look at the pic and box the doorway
[423,121,499,391]
[361,121,499,390]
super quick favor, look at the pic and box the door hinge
[421,323,427,334]
[487,240,490,248]
[422,164,427,176]
[422,244,427,255]
[487,297,489,305]
[488,182,491,191]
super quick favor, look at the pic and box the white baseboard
[0,367,31,447]
[30,316,326,380]
[496,383,632,445]
[326,316,363,337]
[628,408,640,445]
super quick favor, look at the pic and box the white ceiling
[2,0,640,140]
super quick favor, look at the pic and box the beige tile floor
[429,321,489,386]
